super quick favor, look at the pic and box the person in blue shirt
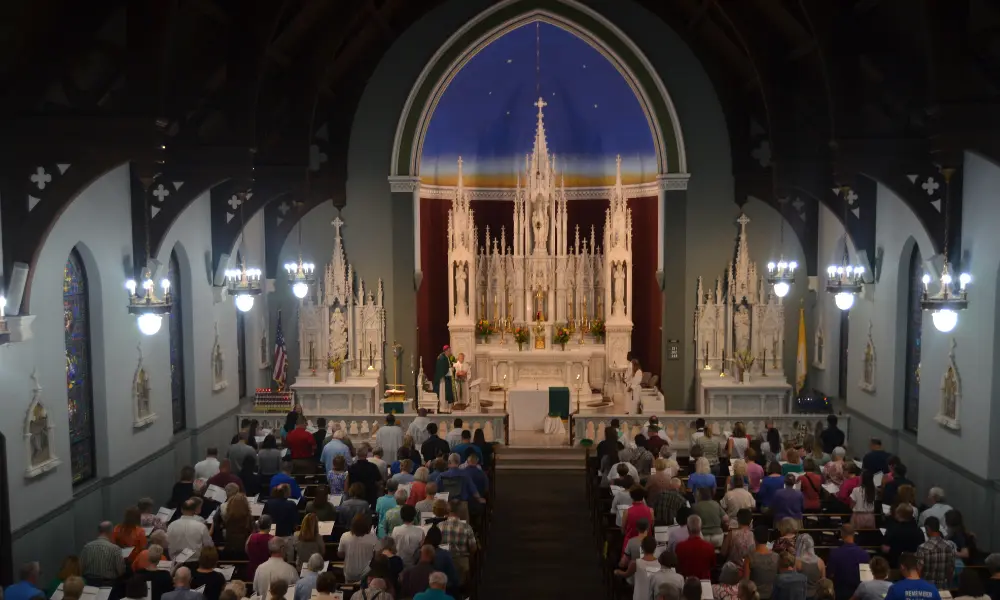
[436,454,484,505]
[452,431,483,464]
[884,552,941,600]
[320,430,352,473]
[461,453,489,497]
[6,562,44,600]
[414,571,454,600]
[263,483,300,537]
[686,457,717,495]
[757,462,786,508]
[268,460,303,499]
[861,438,892,475]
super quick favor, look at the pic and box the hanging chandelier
[766,259,797,298]
[921,168,969,333]
[127,273,172,335]
[285,256,315,299]
[225,264,262,312]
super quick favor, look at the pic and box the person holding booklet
[134,545,172,600]
[162,568,205,600]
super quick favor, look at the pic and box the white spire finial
[534,97,547,116]
[457,156,464,188]
[737,213,750,229]
[615,154,622,185]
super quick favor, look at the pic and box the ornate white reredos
[133,343,157,428]
[813,309,826,370]
[694,214,786,376]
[24,368,60,479]
[935,338,961,431]
[211,322,228,392]
[297,216,386,378]
[859,320,876,393]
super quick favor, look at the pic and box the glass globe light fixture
[225,265,262,312]
[292,281,309,299]
[834,292,855,311]
[825,258,864,311]
[234,293,255,312]
[137,313,163,336]
[126,272,172,335]
[285,257,316,300]
[766,259,796,298]
[921,265,970,332]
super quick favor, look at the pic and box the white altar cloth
[508,390,549,432]
[474,346,606,390]
[290,376,379,414]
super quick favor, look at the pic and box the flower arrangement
[475,319,494,339]
[590,318,606,340]
[734,349,756,371]
[513,326,530,348]
[553,324,572,347]
[327,355,343,370]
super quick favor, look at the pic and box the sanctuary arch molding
[390,0,689,180]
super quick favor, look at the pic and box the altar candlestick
[762,349,767,377]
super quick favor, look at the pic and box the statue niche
[212,322,227,392]
[25,368,61,479]
[133,344,157,428]
[934,338,961,430]
[859,320,876,393]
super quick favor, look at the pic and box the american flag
[272,310,287,391]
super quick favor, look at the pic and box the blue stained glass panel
[64,249,95,483]
[168,252,186,433]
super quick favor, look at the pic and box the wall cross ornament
[935,338,961,431]
[133,343,157,428]
[859,320,876,393]
[24,368,60,479]
[211,322,228,392]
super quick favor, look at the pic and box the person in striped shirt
[79,521,125,585]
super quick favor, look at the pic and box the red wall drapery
[417,196,661,386]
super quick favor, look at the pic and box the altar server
[627,359,643,415]
[433,345,455,410]
[453,352,469,406]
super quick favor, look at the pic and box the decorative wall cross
[153,184,170,202]
[921,177,940,196]
[30,167,52,190]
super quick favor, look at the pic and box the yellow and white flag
[795,305,808,393]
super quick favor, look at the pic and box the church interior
[3,1,1000,599]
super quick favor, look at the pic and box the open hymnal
[654,525,678,545]
[270,524,277,535]
[940,592,953,600]
[250,502,264,517]
[309,592,343,600]
[421,512,436,524]
[156,507,176,522]
[214,565,236,581]
[434,492,449,501]
[701,580,714,599]
[193,586,206,594]
[318,521,335,536]
[859,564,873,582]
[873,472,884,487]
[120,546,134,558]
[205,484,228,504]
[822,482,840,495]
[52,584,108,600]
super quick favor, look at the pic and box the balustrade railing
[236,412,508,445]
[570,413,850,450]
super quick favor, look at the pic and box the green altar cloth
[382,402,405,414]
[548,386,570,419]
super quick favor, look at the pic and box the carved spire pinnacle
[456,155,464,189]
[615,154,622,186]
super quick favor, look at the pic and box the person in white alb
[641,416,671,443]
[194,448,221,481]
[627,359,644,415]
[406,409,431,447]
[453,353,469,406]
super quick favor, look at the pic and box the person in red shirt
[676,514,716,579]
[836,463,861,506]
[799,458,824,511]
[206,459,244,492]
[622,486,654,551]
[285,415,317,473]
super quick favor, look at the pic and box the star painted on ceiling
[506,59,512,64]
[506,111,511,115]
[582,64,587,69]
[488,91,492,95]
[594,104,599,108]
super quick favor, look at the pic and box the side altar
[443,99,635,414]
[694,214,792,415]
[291,217,386,414]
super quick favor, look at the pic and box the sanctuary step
[494,445,586,471]
[478,470,607,600]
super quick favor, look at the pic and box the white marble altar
[692,214,790,415]
[290,376,379,414]
[444,99,632,393]
[696,373,792,415]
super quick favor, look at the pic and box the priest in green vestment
[433,345,455,407]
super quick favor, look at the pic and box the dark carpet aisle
[478,470,608,600]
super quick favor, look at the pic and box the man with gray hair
[5,562,42,600]
[293,553,326,600]
[79,521,125,585]
[675,514,715,579]
[321,428,352,473]
[434,453,483,522]
[163,567,203,600]
[253,536,299,595]
[415,572,450,600]
[918,487,954,536]
[227,431,257,471]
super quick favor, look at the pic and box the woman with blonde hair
[405,467,429,506]
[294,513,325,567]
[687,457,717,494]
[223,493,253,554]
[739,579,761,600]
[772,518,799,555]
[727,459,750,490]
[891,484,920,520]
[727,422,750,459]
[807,436,830,467]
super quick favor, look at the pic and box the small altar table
[508,390,549,431]
[290,376,379,414]
[696,373,792,415]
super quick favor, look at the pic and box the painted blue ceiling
[420,22,657,187]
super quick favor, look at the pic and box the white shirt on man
[253,556,299,597]
[375,425,404,462]
[407,417,431,447]
[918,502,954,536]
[194,456,220,481]
[166,515,214,561]
[391,523,426,567]
[446,427,464,449]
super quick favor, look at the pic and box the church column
[658,174,690,409]
[388,176,420,393]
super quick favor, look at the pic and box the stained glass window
[64,249,95,484]
[236,252,247,399]
[904,246,923,433]
[168,251,186,433]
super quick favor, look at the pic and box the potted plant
[590,318,606,341]
[734,349,756,383]
[553,324,571,350]
[513,326,530,351]
[475,319,494,343]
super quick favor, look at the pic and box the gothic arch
[391,0,686,178]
